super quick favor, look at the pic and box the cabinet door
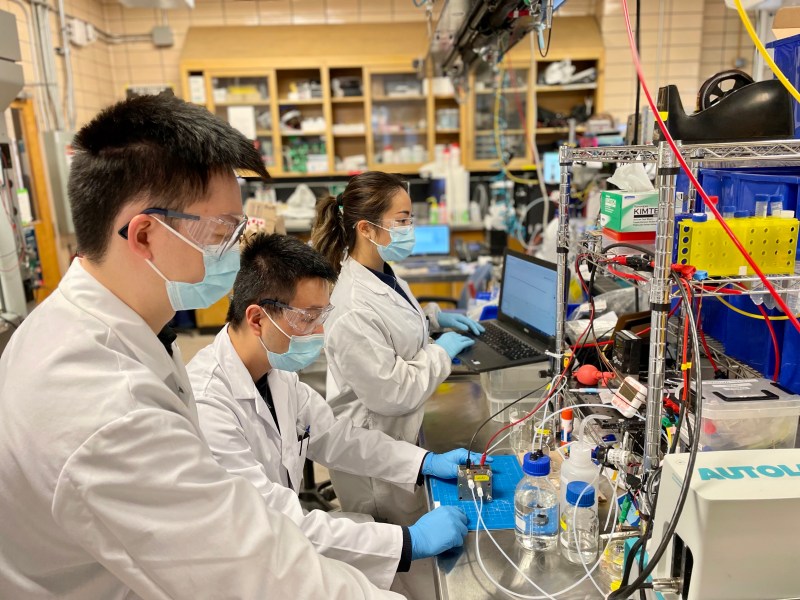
[367,69,430,173]
[470,64,530,170]
[208,74,276,170]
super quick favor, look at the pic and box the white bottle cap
[782,210,796,219]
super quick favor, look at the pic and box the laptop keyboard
[480,322,541,361]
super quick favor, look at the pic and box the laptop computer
[456,250,565,373]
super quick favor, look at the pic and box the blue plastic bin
[767,34,800,138]
[700,296,728,348]
[725,295,784,379]
[780,326,800,394]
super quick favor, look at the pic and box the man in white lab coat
[0,95,406,599]
[188,232,481,591]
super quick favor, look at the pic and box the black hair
[227,232,337,328]
[311,171,407,275]
[68,93,269,261]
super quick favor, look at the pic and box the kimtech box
[600,190,659,233]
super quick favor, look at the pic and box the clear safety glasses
[367,216,415,233]
[118,208,248,258]
[259,299,335,335]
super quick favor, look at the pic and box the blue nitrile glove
[409,506,469,560]
[438,312,486,335]
[435,332,475,359]
[422,448,493,479]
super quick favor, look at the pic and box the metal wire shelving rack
[554,139,800,474]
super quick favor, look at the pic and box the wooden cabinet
[179,18,603,178]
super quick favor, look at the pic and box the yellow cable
[734,0,800,105]
[716,295,800,320]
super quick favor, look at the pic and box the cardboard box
[600,190,659,233]
[773,7,800,41]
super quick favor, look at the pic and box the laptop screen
[499,252,558,338]
[411,225,450,256]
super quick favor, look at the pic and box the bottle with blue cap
[560,481,599,564]
[514,452,559,551]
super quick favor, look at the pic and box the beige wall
[2,0,758,130]
[2,0,114,128]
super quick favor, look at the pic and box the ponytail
[311,172,407,275]
[312,194,348,275]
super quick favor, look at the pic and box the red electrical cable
[620,0,800,336]
[572,340,614,349]
[756,303,781,382]
[606,265,649,283]
[680,280,692,402]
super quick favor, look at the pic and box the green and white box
[600,190,659,233]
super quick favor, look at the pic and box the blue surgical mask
[369,225,416,262]
[147,220,240,311]
[259,309,324,372]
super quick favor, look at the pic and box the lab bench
[421,378,614,600]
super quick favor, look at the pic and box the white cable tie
[545,350,564,359]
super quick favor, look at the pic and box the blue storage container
[700,296,728,348]
[780,326,800,394]
[725,295,784,379]
[767,34,800,138]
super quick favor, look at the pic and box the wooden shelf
[256,129,272,136]
[372,162,424,173]
[332,131,367,137]
[215,99,271,106]
[475,129,524,135]
[535,83,597,92]
[278,98,324,105]
[331,97,365,103]
[475,88,527,95]
[434,94,456,100]
[372,129,427,136]
[372,95,427,102]
[435,128,461,134]
[281,130,327,137]
[536,126,587,134]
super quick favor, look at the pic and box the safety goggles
[259,299,335,335]
[367,216,415,233]
[118,208,248,258]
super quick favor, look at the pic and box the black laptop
[456,250,565,373]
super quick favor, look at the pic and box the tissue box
[600,191,659,233]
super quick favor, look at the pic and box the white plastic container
[481,364,550,422]
[696,383,800,451]
[558,414,608,512]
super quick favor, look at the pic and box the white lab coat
[325,257,452,525]
[187,327,428,590]
[0,259,401,600]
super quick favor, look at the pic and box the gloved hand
[422,448,493,479]
[409,506,469,560]
[438,312,485,336]
[435,332,475,359]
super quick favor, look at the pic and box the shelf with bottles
[282,136,329,175]
[276,68,323,103]
[254,135,277,169]
[370,71,425,101]
[279,103,326,138]
[334,135,368,174]
[211,76,270,105]
[331,98,366,138]
[330,67,364,103]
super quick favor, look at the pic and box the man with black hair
[187,232,482,591]
[0,95,403,599]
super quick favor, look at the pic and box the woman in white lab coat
[188,233,474,591]
[312,171,484,525]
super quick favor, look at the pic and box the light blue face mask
[368,224,416,262]
[147,220,241,311]
[259,309,324,372]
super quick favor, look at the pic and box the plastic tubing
[734,0,800,105]
[620,0,800,336]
